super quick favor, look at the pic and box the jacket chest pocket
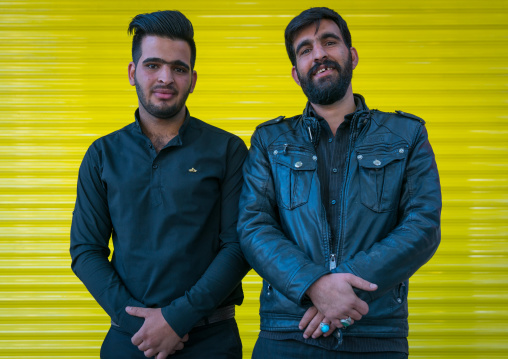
[269,146,317,210]
[356,145,408,213]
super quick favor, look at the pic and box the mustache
[308,59,341,77]
[152,85,178,92]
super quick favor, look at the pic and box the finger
[304,312,324,339]
[156,352,169,359]
[181,334,189,343]
[175,342,185,351]
[347,308,363,321]
[353,298,370,316]
[346,274,377,292]
[322,323,337,337]
[137,341,149,352]
[126,306,148,318]
[144,348,156,358]
[299,306,318,330]
[311,317,328,339]
[131,332,143,346]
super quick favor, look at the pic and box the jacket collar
[300,94,371,146]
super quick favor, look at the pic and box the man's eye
[325,41,336,46]
[146,64,159,69]
[300,48,311,55]
[175,67,186,73]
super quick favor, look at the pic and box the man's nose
[313,44,327,61]
[158,66,174,84]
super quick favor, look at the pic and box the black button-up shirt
[310,98,365,250]
[70,109,250,337]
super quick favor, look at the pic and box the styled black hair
[128,10,196,69]
[285,7,352,66]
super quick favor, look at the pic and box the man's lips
[312,66,336,79]
[153,89,176,100]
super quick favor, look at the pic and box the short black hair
[128,10,196,69]
[285,7,352,66]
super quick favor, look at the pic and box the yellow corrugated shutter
[0,1,506,357]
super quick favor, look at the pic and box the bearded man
[70,10,249,359]
[238,7,441,358]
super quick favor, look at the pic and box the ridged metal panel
[0,0,507,357]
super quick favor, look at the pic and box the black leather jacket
[238,94,441,339]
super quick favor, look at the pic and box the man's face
[128,36,197,120]
[291,19,358,105]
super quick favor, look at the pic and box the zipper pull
[329,254,337,270]
[283,143,288,154]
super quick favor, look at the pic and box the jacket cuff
[117,298,146,335]
[161,297,202,338]
[287,262,330,306]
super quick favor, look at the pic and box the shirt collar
[134,107,193,147]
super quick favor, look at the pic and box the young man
[70,11,249,359]
[238,7,441,358]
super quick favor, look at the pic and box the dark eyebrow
[295,39,312,56]
[319,32,342,43]
[141,57,190,70]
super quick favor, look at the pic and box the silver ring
[340,317,352,327]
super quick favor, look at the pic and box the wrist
[306,274,328,300]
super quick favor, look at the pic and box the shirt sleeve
[160,136,251,337]
[237,129,330,306]
[70,144,145,335]
[332,124,442,302]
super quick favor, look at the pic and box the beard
[297,52,353,106]
[135,77,192,120]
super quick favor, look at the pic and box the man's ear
[189,70,197,93]
[350,47,359,70]
[291,66,301,87]
[128,62,136,86]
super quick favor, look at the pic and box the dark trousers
[101,318,242,359]
[252,336,408,359]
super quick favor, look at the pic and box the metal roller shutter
[0,1,506,357]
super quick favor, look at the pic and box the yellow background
[1,0,507,357]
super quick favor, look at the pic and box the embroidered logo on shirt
[189,168,197,173]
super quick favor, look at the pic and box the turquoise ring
[320,322,330,333]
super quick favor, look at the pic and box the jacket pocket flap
[357,151,407,169]
[272,154,317,171]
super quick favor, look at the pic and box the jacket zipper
[335,113,361,264]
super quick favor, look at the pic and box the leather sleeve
[238,129,329,306]
[333,124,442,302]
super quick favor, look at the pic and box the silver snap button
[273,150,278,155]
[399,148,404,154]
[357,155,363,160]
[295,161,303,168]
[312,155,317,161]
[397,298,402,304]
[373,159,381,166]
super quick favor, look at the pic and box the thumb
[125,306,148,318]
[347,275,378,291]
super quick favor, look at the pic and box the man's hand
[126,307,189,358]
[306,273,377,328]
[299,306,337,339]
